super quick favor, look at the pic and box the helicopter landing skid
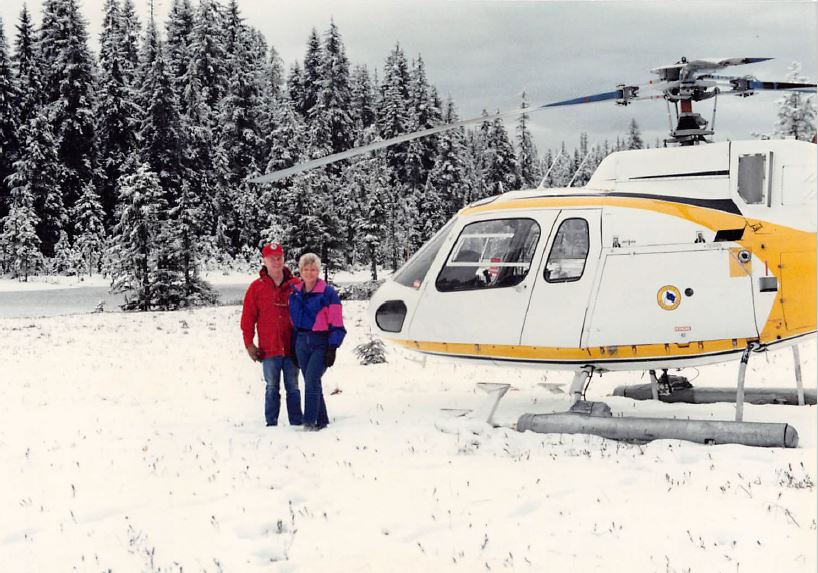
[517,345,801,448]
[612,345,815,407]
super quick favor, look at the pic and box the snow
[1,301,815,571]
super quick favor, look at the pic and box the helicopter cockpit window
[435,218,540,292]
[544,218,589,283]
[393,219,456,289]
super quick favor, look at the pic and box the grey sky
[1,0,815,152]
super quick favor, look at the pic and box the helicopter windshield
[393,219,456,289]
[436,219,540,292]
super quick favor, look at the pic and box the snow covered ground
[1,301,815,572]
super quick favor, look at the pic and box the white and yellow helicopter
[252,57,817,447]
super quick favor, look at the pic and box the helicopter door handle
[515,283,528,293]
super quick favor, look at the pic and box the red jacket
[241,266,298,359]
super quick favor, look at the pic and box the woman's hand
[325,347,337,367]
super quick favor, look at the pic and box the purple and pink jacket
[289,279,346,348]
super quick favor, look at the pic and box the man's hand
[246,344,262,362]
[325,347,337,368]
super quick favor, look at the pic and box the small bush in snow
[354,338,387,365]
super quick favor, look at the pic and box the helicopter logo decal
[657,285,682,311]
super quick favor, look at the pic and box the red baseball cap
[261,243,284,257]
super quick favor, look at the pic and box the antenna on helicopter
[248,57,816,184]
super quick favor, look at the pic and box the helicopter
[251,57,817,447]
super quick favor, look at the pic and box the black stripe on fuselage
[629,169,729,180]
[517,192,742,215]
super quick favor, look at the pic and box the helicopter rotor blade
[249,86,643,184]
[719,77,818,95]
[744,79,817,92]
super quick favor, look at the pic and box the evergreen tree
[546,142,573,187]
[49,229,80,275]
[99,0,121,71]
[265,97,306,173]
[570,132,594,187]
[774,62,816,141]
[1,161,41,280]
[119,0,141,85]
[377,43,412,184]
[626,118,644,150]
[282,170,334,267]
[0,17,19,223]
[265,45,284,100]
[110,164,164,311]
[296,28,323,117]
[286,61,303,112]
[165,180,218,307]
[72,182,106,275]
[349,145,390,280]
[516,93,541,187]
[40,0,97,217]
[426,97,470,219]
[39,0,65,102]
[375,47,420,262]
[223,0,246,62]
[406,55,440,187]
[350,64,376,136]
[14,110,65,258]
[12,5,41,130]
[165,0,195,111]
[314,20,353,156]
[183,0,228,111]
[464,113,491,201]
[97,0,139,227]
[217,19,266,252]
[484,114,519,195]
[179,1,227,238]
[218,22,267,187]
[137,21,184,207]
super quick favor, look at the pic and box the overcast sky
[0,0,816,152]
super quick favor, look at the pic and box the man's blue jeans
[262,356,302,426]
[294,332,330,428]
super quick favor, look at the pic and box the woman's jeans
[295,332,330,428]
[262,356,302,426]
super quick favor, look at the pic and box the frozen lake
[0,283,249,318]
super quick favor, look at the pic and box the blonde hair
[298,252,322,272]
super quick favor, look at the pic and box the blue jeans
[294,332,330,428]
[262,356,302,426]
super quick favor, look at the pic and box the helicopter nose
[367,278,422,337]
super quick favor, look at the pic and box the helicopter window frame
[434,217,541,293]
[544,217,590,284]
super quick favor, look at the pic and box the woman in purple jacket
[289,253,346,430]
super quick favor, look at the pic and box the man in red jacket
[241,243,303,426]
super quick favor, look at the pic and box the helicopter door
[520,210,602,348]
[407,216,545,345]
